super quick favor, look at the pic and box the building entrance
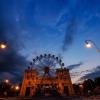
[35,84,60,96]
[25,87,30,96]
[64,86,69,96]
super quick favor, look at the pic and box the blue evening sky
[0,0,100,83]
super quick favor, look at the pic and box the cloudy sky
[0,0,100,83]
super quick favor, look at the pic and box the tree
[83,79,95,95]
[94,77,100,86]
[73,84,80,95]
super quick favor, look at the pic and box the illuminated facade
[20,67,74,96]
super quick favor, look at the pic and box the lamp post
[14,85,20,96]
[10,85,20,96]
[2,79,10,97]
[85,40,100,52]
[79,84,83,95]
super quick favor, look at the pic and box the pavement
[0,96,100,100]
[0,96,82,100]
[82,95,100,100]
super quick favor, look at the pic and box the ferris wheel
[29,54,65,77]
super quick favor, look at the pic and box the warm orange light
[79,84,83,89]
[0,44,7,49]
[11,85,14,89]
[15,85,20,91]
[4,79,9,83]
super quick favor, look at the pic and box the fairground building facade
[20,54,74,97]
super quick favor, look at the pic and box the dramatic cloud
[0,24,28,82]
[62,18,77,51]
[80,66,100,80]
[67,62,83,70]
[56,1,79,52]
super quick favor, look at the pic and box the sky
[0,0,100,83]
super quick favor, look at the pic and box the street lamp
[0,43,7,49]
[10,85,20,96]
[15,85,20,91]
[15,85,20,96]
[2,79,10,97]
[3,79,10,86]
[85,40,100,52]
[79,84,83,95]
[4,79,9,84]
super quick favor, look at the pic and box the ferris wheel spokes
[28,54,65,78]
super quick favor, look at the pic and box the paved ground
[0,96,82,100]
[0,96,100,100]
[83,95,100,100]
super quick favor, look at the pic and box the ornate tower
[20,67,38,96]
[56,68,74,96]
